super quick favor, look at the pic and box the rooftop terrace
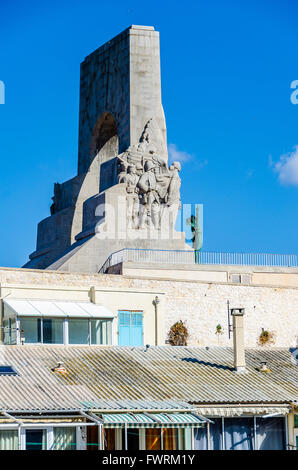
[99,249,298,274]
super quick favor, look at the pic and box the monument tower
[24,26,189,273]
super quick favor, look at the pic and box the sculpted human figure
[126,165,139,190]
[135,163,144,177]
[117,156,129,184]
[163,161,181,229]
[166,161,181,206]
[151,152,172,200]
[137,160,160,229]
[125,165,139,228]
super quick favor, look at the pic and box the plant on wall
[168,320,189,346]
[258,328,275,346]
[215,324,223,335]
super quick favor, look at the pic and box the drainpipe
[153,296,160,346]
[230,308,246,373]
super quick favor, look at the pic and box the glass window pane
[256,417,285,450]
[208,418,223,450]
[123,428,139,450]
[91,320,112,345]
[0,430,18,450]
[224,418,254,450]
[194,427,208,450]
[53,427,76,450]
[26,429,46,450]
[68,319,89,344]
[146,429,161,450]
[20,318,41,343]
[3,318,11,345]
[10,318,17,344]
[178,428,185,450]
[184,428,192,450]
[104,429,115,450]
[163,428,178,450]
[43,318,63,344]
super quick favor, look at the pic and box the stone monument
[24,26,190,273]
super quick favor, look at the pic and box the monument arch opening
[90,112,118,162]
[90,112,119,192]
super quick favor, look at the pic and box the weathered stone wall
[0,267,296,348]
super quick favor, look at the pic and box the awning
[151,413,206,426]
[102,413,206,428]
[195,407,290,417]
[4,299,114,319]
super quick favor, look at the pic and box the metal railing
[99,248,298,273]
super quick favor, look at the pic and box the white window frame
[16,317,115,346]
[16,317,64,345]
[139,429,146,450]
[2,425,83,450]
[206,415,287,451]
[21,426,53,450]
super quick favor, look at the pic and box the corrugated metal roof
[4,299,114,318]
[0,345,296,412]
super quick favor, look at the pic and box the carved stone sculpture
[116,119,182,231]
[125,165,139,228]
[166,161,181,207]
[23,26,189,274]
[137,160,160,229]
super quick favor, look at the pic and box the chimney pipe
[231,308,246,373]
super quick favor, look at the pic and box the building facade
[0,264,297,349]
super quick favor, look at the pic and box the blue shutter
[118,311,143,346]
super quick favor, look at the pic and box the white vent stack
[231,308,246,373]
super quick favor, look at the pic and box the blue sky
[0,0,297,267]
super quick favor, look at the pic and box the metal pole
[99,424,103,450]
[155,304,158,346]
[221,417,225,450]
[18,424,22,450]
[285,416,289,450]
[253,416,257,450]
[153,296,160,346]
[207,423,210,450]
[125,423,128,450]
